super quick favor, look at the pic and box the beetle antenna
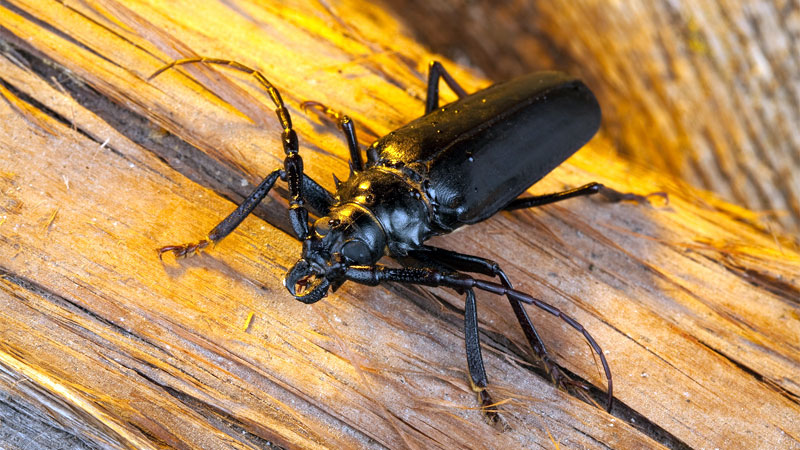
[148,57,291,125]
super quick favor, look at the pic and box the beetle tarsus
[157,239,210,260]
[472,379,503,427]
[597,185,669,207]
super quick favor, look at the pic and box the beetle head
[284,204,385,303]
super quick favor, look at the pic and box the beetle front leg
[425,61,468,114]
[158,169,282,259]
[157,169,333,260]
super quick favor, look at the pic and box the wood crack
[694,337,800,408]
[125,365,287,450]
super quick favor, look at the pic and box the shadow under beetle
[153,57,614,418]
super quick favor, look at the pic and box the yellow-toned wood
[381,0,800,235]
[0,1,798,449]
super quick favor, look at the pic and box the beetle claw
[157,239,210,261]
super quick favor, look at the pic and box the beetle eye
[341,240,371,264]
[314,217,331,237]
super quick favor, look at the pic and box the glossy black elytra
[152,58,613,418]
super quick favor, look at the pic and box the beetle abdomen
[370,72,601,231]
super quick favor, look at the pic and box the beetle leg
[425,61,468,114]
[343,264,613,412]
[158,169,282,259]
[151,58,336,257]
[462,287,503,425]
[157,167,337,259]
[504,182,603,211]
[301,101,363,171]
[507,183,669,210]
[407,246,583,394]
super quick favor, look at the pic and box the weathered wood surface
[0,0,798,449]
[383,0,800,235]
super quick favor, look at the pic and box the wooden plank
[0,0,798,449]
[0,59,651,450]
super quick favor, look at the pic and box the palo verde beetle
[153,58,613,418]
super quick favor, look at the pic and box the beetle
[152,58,614,419]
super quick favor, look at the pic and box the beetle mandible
[152,58,613,418]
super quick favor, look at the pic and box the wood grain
[0,1,798,449]
[382,0,800,235]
